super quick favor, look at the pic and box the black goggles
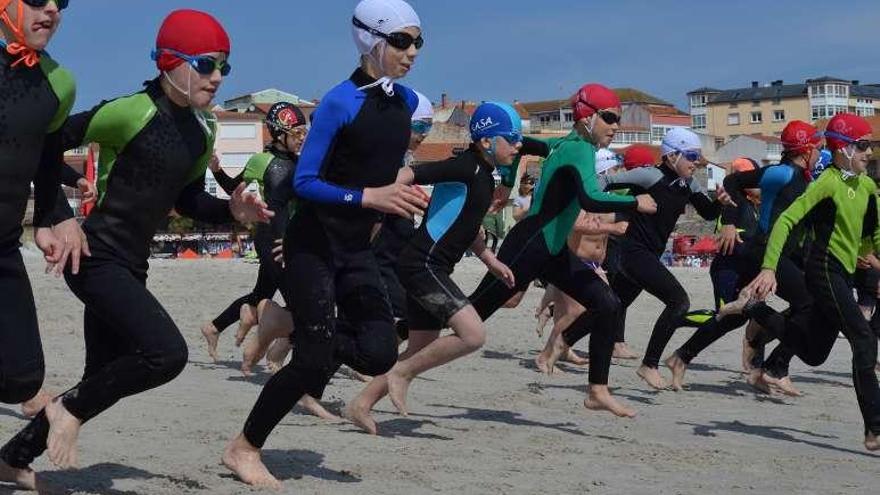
[23,0,68,10]
[853,140,872,152]
[582,101,621,125]
[352,17,423,50]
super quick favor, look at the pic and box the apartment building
[688,77,880,142]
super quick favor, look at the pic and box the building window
[856,107,876,117]
[750,111,763,124]
[727,113,740,126]
[564,111,573,122]
[692,114,707,130]
[729,103,738,108]
[690,94,708,108]
[218,152,254,168]
[772,98,782,105]
[219,123,258,140]
[811,104,848,121]
[752,100,760,107]
[773,110,785,122]
[714,137,725,149]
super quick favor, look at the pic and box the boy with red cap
[728,113,880,450]
[468,83,657,418]
[0,9,273,484]
[664,121,823,394]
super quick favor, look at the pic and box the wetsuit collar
[145,77,195,119]
[351,67,382,91]
[266,145,296,162]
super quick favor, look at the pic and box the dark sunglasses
[352,17,424,50]
[500,132,523,146]
[23,0,68,10]
[853,140,872,152]
[582,101,621,125]
[669,147,701,162]
[152,48,231,76]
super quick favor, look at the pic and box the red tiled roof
[652,114,691,126]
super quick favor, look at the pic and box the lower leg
[242,300,293,376]
[387,307,485,415]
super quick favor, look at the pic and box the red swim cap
[571,83,620,122]
[825,113,872,151]
[623,144,656,170]
[780,120,821,154]
[155,9,230,72]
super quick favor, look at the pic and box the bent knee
[461,327,487,351]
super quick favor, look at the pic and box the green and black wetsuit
[0,45,74,405]
[750,166,880,436]
[470,130,638,386]
[1,79,238,469]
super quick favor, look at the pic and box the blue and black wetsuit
[241,68,418,448]
[398,147,496,330]
[0,46,74,405]
[2,78,237,469]
[587,164,721,370]
[469,133,639,387]
[673,163,812,374]
[210,148,298,332]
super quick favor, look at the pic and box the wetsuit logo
[345,193,354,202]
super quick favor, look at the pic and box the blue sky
[50,0,880,112]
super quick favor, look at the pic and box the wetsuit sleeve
[213,168,244,196]
[688,179,721,220]
[762,175,832,271]
[33,130,74,227]
[411,156,473,185]
[556,164,638,213]
[60,164,84,188]
[721,168,765,224]
[865,191,880,254]
[263,160,296,240]
[293,94,363,206]
[175,176,234,225]
[599,167,661,192]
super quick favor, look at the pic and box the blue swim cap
[470,102,522,143]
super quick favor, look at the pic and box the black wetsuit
[241,68,418,448]
[595,164,721,369]
[0,47,74,405]
[673,164,811,376]
[1,79,235,469]
[469,133,639,387]
[374,215,415,339]
[210,148,297,332]
[398,146,496,330]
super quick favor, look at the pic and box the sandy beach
[2,252,877,494]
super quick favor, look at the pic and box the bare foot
[201,322,220,362]
[636,365,668,390]
[718,289,753,318]
[21,389,52,418]
[386,371,413,416]
[297,395,340,421]
[241,333,269,377]
[746,369,772,394]
[765,375,802,397]
[234,303,258,347]
[534,354,566,375]
[584,385,636,418]
[265,338,291,374]
[344,397,378,435]
[541,334,571,376]
[0,459,37,491]
[664,354,687,391]
[866,431,879,451]
[562,348,589,366]
[45,399,81,469]
[222,434,281,490]
[612,342,639,360]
